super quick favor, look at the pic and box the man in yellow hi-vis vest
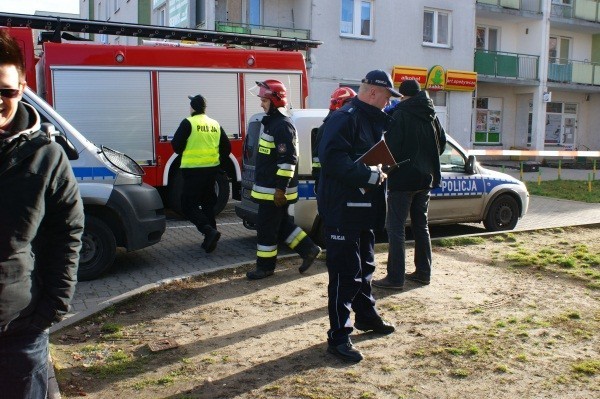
[172,94,231,253]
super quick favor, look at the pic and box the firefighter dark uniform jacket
[317,97,391,230]
[251,110,299,203]
[180,114,222,168]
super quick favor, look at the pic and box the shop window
[544,102,577,146]
[423,8,451,48]
[340,0,373,39]
[474,97,502,144]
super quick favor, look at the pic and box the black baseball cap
[361,70,401,97]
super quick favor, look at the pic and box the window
[544,102,577,146]
[476,26,499,51]
[474,97,502,144]
[548,36,571,64]
[249,0,262,26]
[113,0,120,13]
[340,0,373,38]
[157,6,166,26]
[423,9,451,47]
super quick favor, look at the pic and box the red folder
[355,139,396,167]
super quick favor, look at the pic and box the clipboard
[355,139,396,167]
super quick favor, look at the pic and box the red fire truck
[2,12,321,214]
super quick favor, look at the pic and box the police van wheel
[79,215,117,281]
[168,169,230,216]
[483,195,519,232]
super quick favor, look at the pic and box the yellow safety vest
[181,114,221,168]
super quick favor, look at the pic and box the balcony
[475,49,539,80]
[548,58,600,85]
[550,0,600,23]
[215,21,310,40]
[476,0,541,13]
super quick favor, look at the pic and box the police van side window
[439,142,466,173]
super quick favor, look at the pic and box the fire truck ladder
[0,12,322,51]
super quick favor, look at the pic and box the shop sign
[391,66,428,87]
[426,65,445,91]
[445,70,477,92]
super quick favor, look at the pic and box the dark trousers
[256,202,315,271]
[181,167,218,234]
[385,189,432,284]
[0,325,49,399]
[325,227,380,346]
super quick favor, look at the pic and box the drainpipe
[532,0,551,152]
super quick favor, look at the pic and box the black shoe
[327,342,363,363]
[354,318,395,335]
[299,245,322,274]
[246,269,274,280]
[372,277,404,290]
[203,228,221,253]
[405,272,430,285]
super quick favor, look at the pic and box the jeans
[385,189,432,284]
[0,325,49,399]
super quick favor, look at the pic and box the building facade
[77,0,600,151]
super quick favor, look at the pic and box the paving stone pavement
[51,165,600,332]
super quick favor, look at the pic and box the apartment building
[476,0,600,152]
[77,1,600,151]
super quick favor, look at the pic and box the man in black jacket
[373,79,447,290]
[171,94,231,253]
[0,30,85,398]
[318,70,399,362]
[246,79,321,280]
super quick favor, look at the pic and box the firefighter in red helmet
[311,87,357,187]
[246,80,321,280]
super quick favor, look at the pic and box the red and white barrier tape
[467,149,600,157]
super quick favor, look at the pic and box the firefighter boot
[299,245,322,274]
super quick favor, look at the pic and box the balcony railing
[215,21,310,40]
[475,49,539,80]
[548,58,600,85]
[476,0,542,13]
[550,0,600,23]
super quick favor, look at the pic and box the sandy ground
[51,226,599,399]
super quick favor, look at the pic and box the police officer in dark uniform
[317,70,400,362]
[311,86,357,190]
[246,79,321,280]
[172,94,231,253]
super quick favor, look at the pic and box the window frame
[423,8,452,48]
[340,0,374,40]
[476,25,499,51]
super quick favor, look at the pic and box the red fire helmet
[329,86,357,111]
[253,79,288,108]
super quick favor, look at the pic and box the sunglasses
[0,88,21,98]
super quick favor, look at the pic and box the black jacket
[0,102,84,334]
[251,110,300,204]
[385,91,447,191]
[317,97,391,230]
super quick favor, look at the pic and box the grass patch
[434,236,485,247]
[525,180,600,203]
[571,360,600,375]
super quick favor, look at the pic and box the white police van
[235,109,529,245]
[23,88,166,280]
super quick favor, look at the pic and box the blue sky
[0,0,79,15]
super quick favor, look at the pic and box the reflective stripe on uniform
[251,185,298,201]
[347,202,371,207]
[276,163,296,178]
[312,156,321,168]
[284,227,307,249]
[257,244,278,258]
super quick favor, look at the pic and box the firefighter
[317,70,400,362]
[247,79,321,280]
[311,87,357,190]
[171,94,231,253]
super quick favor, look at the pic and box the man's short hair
[0,30,26,80]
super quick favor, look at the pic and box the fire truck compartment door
[52,69,154,165]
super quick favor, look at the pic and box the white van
[235,109,529,245]
[23,88,166,280]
